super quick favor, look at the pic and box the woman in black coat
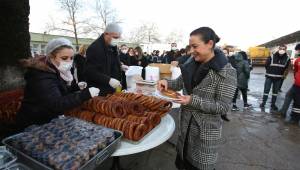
[132,46,148,79]
[17,38,99,130]
[73,44,88,82]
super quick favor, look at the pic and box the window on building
[41,44,46,55]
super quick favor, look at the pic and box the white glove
[78,82,87,90]
[109,78,122,89]
[88,87,100,97]
[121,64,129,71]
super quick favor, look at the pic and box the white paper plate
[154,90,179,101]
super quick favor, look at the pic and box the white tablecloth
[111,114,175,157]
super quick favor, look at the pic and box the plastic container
[6,163,31,170]
[148,64,171,74]
[2,131,122,170]
[136,80,156,95]
[125,66,143,89]
[0,146,17,169]
[170,66,181,80]
[145,66,160,82]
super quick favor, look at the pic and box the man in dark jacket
[260,45,290,111]
[85,23,123,96]
[118,44,129,89]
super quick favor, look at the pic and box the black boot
[221,114,230,122]
[260,95,268,108]
[271,96,278,111]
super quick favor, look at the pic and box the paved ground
[99,67,300,170]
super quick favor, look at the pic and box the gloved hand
[88,87,100,97]
[121,64,129,71]
[109,78,122,89]
[78,82,87,90]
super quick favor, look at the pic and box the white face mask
[279,50,286,55]
[121,49,128,54]
[171,47,177,51]
[58,61,73,72]
[228,52,234,56]
[111,38,118,46]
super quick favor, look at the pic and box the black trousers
[262,77,282,106]
[232,88,248,104]
[291,85,300,121]
[175,154,199,170]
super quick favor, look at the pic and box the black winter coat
[85,34,122,96]
[16,57,91,129]
[119,53,130,66]
[265,52,290,79]
[73,53,86,82]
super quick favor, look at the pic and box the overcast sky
[29,0,299,50]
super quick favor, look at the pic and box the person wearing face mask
[290,44,300,126]
[85,23,123,96]
[227,50,237,69]
[158,27,237,170]
[119,44,129,66]
[278,44,300,119]
[171,42,178,52]
[118,44,129,89]
[260,45,290,111]
[16,38,100,130]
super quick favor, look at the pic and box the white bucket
[145,66,160,82]
[125,66,143,89]
[171,66,181,80]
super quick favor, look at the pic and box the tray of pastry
[65,93,173,143]
[2,117,122,170]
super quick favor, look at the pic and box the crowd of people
[15,22,300,170]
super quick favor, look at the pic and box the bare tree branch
[128,22,161,44]
[89,0,122,35]
[165,30,183,44]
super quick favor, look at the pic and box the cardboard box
[148,63,171,74]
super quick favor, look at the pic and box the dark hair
[185,45,191,51]
[127,47,134,54]
[190,27,220,48]
[180,48,186,53]
[135,46,143,58]
[295,43,300,51]
[239,51,248,60]
[121,44,127,48]
[279,44,287,49]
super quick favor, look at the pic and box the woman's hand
[174,95,191,105]
[78,82,87,90]
[157,80,168,91]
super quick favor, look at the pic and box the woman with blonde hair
[74,44,88,82]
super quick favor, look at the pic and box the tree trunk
[0,0,30,138]
[0,0,30,91]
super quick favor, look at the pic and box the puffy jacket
[17,56,91,129]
